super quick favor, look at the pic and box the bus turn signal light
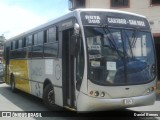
[90,91,93,95]
[147,86,156,93]
[151,86,156,91]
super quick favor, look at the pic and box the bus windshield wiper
[131,29,139,48]
[101,26,123,59]
[123,30,134,58]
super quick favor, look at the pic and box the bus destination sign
[85,15,101,24]
[81,12,150,30]
[107,17,146,27]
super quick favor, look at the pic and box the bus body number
[123,99,133,105]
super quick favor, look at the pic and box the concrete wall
[86,0,110,8]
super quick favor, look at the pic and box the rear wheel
[43,84,56,110]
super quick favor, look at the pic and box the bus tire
[10,75,16,92]
[43,84,55,110]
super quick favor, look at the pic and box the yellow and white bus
[3,9,157,111]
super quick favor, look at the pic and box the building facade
[69,0,160,37]
[86,0,160,37]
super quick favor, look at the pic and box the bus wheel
[43,84,55,110]
[10,75,16,92]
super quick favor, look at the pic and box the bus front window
[85,27,156,85]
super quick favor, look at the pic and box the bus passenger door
[62,28,76,109]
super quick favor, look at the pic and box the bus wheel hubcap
[48,90,54,104]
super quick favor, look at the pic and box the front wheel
[43,84,56,110]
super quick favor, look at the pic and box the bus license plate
[123,99,133,105]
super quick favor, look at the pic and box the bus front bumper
[77,91,156,111]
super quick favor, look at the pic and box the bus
[3,9,157,111]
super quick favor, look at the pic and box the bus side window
[15,40,18,49]
[44,26,59,58]
[34,33,38,45]
[32,31,44,58]
[48,27,56,43]
[13,41,16,50]
[23,37,27,47]
[26,35,33,58]
[17,39,24,58]
[11,42,13,50]
[38,31,44,45]
[32,45,43,58]
[44,30,48,43]
[44,42,58,58]
[27,35,33,46]
[18,39,22,49]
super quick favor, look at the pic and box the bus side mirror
[74,23,80,35]
[70,23,80,56]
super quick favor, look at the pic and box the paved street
[0,82,160,120]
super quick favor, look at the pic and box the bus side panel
[10,59,30,93]
[28,59,44,98]
[28,59,63,106]
[53,59,63,106]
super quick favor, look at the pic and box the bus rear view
[77,9,157,111]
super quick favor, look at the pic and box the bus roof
[76,8,146,18]
[7,8,146,42]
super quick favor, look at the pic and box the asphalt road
[0,82,160,120]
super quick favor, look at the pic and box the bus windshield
[85,27,156,85]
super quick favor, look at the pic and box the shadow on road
[0,83,159,120]
[0,83,68,112]
[0,83,45,109]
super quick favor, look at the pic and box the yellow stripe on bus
[10,59,30,93]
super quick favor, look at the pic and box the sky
[0,0,69,39]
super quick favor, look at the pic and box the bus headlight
[94,91,99,96]
[147,86,156,93]
[89,90,106,97]
[147,88,151,93]
[100,92,105,97]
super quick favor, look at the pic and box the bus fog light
[147,88,151,93]
[94,91,99,96]
[100,92,105,97]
